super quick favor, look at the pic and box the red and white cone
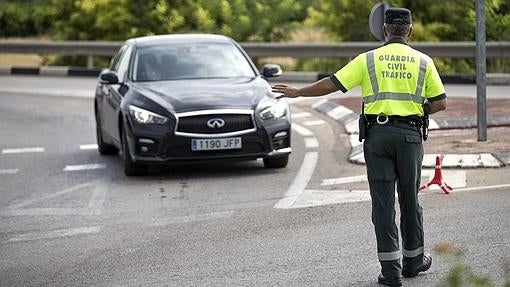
[419,156,453,194]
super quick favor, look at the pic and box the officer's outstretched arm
[428,98,447,114]
[272,77,337,99]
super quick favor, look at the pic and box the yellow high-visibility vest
[332,41,445,116]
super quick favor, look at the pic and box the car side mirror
[99,70,119,84]
[262,64,282,78]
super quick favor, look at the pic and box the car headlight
[129,105,168,124]
[259,100,288,120]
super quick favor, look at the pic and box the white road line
[1,208,90,216]
[291,112,312,119]
[63,163,106,171]
[151,211,234,226]
[0,169,19,175]
[304,120,326,126]
[326,105,354,121]
[321,171,466,188]
[1,147,44,154]
[87,181,107,215]
[322,175,368,186]
[291,123,314,136]
[5,226,101,243]
[304,137,319,149]
[428,119,440,130]
[292,189,372,208]
[7,181,93,209]
[2,180,105,217]
[80,144,98,150]
[449,183,510,193]
[274,152,319,209]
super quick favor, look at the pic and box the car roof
[127,34,235,48]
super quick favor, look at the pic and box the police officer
[272,7,447,286]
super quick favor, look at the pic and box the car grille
[176,113,255,135]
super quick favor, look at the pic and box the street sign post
[476,0,487,141]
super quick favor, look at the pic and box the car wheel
[121,125,147,176]
[95,111,118,155]
[263,155,289,168]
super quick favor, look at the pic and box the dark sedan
[95,34,291,176]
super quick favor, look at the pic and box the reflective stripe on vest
[365,51,428,106]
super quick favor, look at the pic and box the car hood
[132,77,273,113]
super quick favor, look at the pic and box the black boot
[377,274,402,286]
[402,253,432,278]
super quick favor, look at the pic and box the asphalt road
[0,75,509,286]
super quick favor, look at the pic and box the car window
[116,45,133,82]
[110,45,128,71]
[133,42,256,81]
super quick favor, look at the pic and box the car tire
[263,155,289,168]
[95,111,118,155]
[121,125,147,176]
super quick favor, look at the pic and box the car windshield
[133,42,256,81]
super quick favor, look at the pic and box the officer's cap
[385,8,412,25]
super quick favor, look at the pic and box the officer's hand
[271,84,299,99]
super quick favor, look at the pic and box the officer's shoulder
[411,47,433,62]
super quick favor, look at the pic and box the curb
[312,99,509,168]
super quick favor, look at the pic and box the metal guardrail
[1,40,509,68]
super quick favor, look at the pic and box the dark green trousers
[363,122,425,278]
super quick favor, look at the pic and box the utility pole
[476,0,487,141]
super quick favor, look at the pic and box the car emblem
[207,118,225,129]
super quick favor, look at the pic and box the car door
[102,44,133,144]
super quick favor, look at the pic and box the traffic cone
[419,156,453,194]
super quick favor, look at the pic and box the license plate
[191,137,242,151]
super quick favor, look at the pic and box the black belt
[365,115,423,128]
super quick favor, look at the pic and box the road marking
[326,105,354,121]
[63,163,106,171]
[1,208,90,216]
[274,152,319,209]
[291,112,312,119]
[448,183,510,192]
[304,137,319,148]
[420,170,466,190]
[291,123,314,137]
[5,226,101,243]
[80,144,98,150]
[322,171,467,189]
[283,182,509,209]
[151,211,234,226]
[0,169,19,174]
[292,189,372,208]
[87,181,107,215]
[304,120,326,126]
[7,182,92,210]
[1,147,44,154]
[1,180,106,217]
[428,119,439,130]
[322,175,368,186]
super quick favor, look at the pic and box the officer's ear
[408,25,413,38]
[383,24,388,38]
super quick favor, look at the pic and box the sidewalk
[312,97,510,168]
